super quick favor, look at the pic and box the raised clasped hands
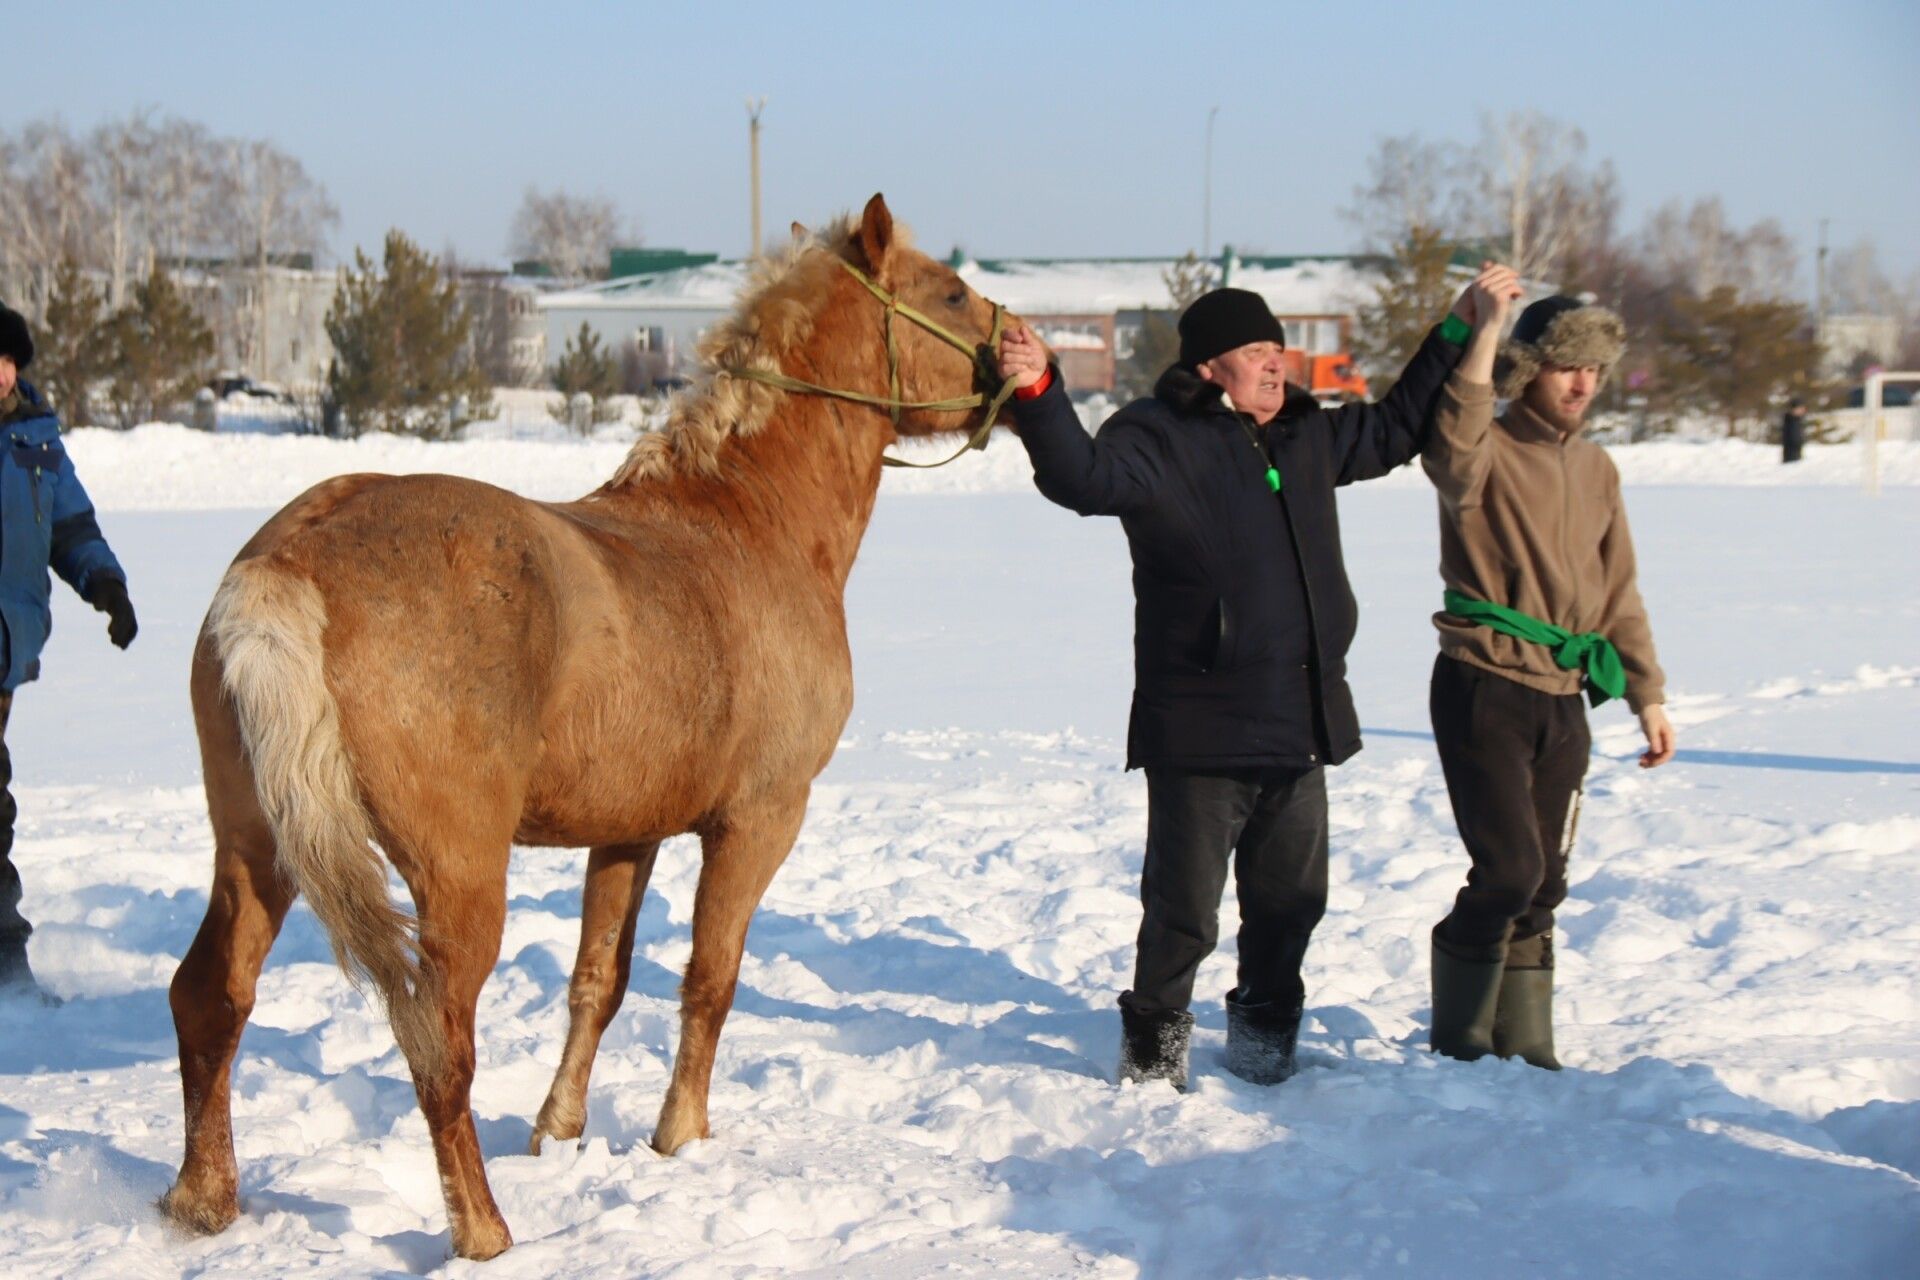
[1451,260,1525,330]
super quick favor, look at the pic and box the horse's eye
[945,289,966,308]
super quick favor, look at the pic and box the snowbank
[61,422,1920,513]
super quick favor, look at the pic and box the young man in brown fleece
[1421,281,1676,1070]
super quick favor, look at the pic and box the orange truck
[1284,350,1369,402]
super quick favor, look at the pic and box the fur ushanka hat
[1494,294,1625,399]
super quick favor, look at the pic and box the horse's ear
[790,220,809,243]
[858,194,894,275]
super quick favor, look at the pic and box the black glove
[83,576,138,650]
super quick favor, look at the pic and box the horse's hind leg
[531,841,661,1154]
[396,844,514,1261]
[162,682,293,1234]
[654,793,808,1156]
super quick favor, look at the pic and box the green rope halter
[726,258,1021,469]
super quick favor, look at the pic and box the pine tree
[325,231,491,438]
[1118,251,1218,399]
[103,265,215,428]
[1352,226,1458,394]
[1117,311,1179,400]
[551,322,619,394]
[547,321,622,434]
[34,259,112,427]
[1652,285,1822,437]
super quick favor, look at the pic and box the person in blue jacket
[0,302,138,1002]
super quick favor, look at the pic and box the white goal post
[1863,370,1920,497]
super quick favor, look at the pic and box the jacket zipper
[1269,426,1325,764]
[1558,442,1575,628]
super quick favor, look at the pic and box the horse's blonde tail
[207,559,444,1078]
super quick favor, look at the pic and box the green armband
[1439,313,1473,345]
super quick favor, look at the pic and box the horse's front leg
[531,840,661,1153]
[653,791,808,1155]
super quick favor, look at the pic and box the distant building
[1819,312,1900,379]
[538,264,738,393]
[171,262,553,393]
[178,263,342,391]
[536,251,1384,396]
[451,272,549,388]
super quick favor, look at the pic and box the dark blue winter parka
[0,382,126,690]
[1011,326,1464,772]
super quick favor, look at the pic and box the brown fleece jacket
[1423,374,1665,711]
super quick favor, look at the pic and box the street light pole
[1203,106,1219,261]
[747,97,767,258]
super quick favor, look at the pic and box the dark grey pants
[1124,765,1328,1015]
[1430,654,1590,950]
[0,692,21,944]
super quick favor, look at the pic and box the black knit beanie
[1508,295,1586,348]
[1178,288,1286,367]
[0,303,31,371]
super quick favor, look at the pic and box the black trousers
[1125,765,1328,1015]
[0,693,21,944]
[1430,654,1590,950]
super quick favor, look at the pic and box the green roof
[607,247,721,278]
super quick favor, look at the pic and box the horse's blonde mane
[605,213,912,487]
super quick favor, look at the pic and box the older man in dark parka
[999,269,1510,1089]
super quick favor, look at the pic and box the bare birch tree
[217,138,339,373]
[508,188,624,281]
[0,121,94,319]
[1638,197,1798,301]
[1342,133,1469,248]
[1467,110,1618,288]
[88,111,161,309]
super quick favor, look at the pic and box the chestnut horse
[159,196,1025,1259]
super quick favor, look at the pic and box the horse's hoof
[157,1184,239,1236]
[451,1217,513,1261]
[529,1114,585,1156]
[650,1118,710,1157]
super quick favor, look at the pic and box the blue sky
[13,1,1919,290]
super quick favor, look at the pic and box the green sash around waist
[1443,589,1626,707]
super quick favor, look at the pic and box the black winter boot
[0,934,56,1005]
[1118,996,1193,1091]
[1493,931,1561,1070]
[1429,925,1505,1062]
[1224,988,1303,1085]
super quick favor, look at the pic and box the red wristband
[1013,367,1054,400]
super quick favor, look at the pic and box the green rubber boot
[1493,931,1562,1070]
[1429,925,1506,1062]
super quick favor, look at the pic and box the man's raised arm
[1329,263,1521,486]
[1001,322,1164,517]
[1423,262,1522,509]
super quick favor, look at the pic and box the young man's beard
[1526,386,1590,435]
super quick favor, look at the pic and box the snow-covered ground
[0,428,1914,1277]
